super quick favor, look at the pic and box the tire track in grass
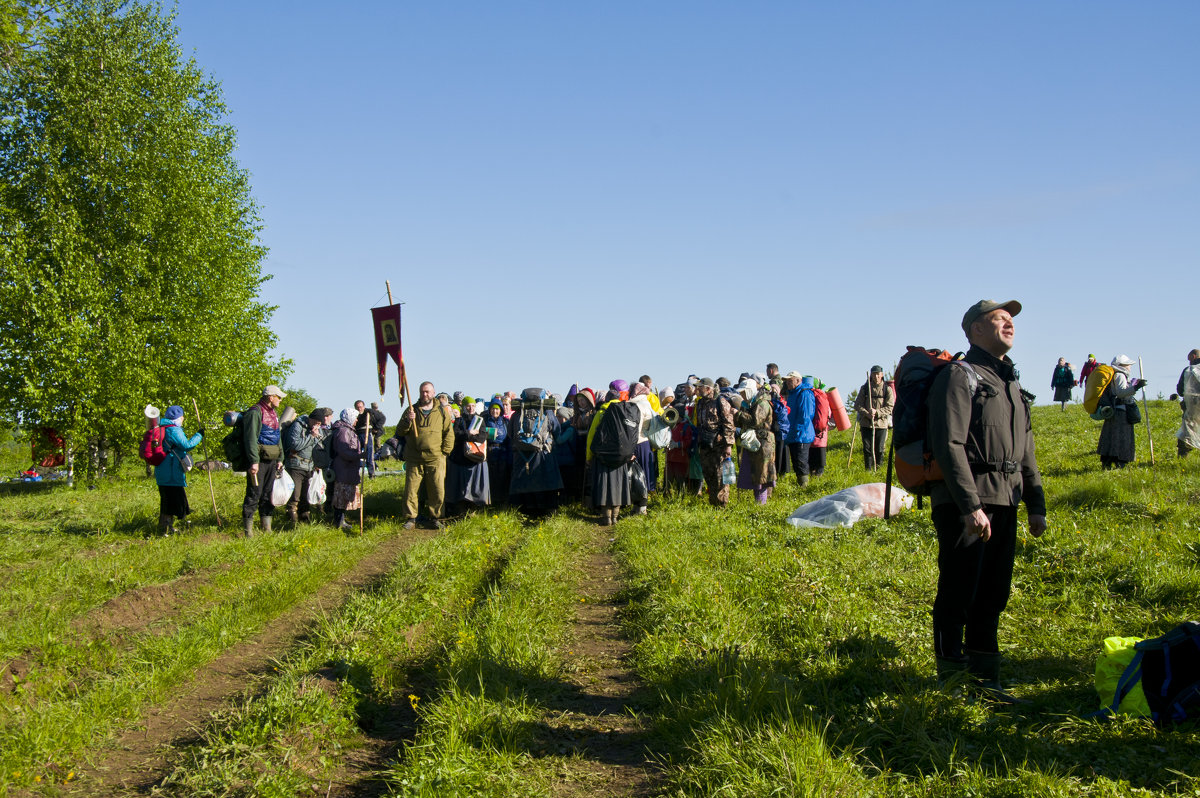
[65,528,436,797]
[327,532,526,797]
[545,522,658,797]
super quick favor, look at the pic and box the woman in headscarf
[154,405,204,535]
[330,408,362,531]
[733,380,777,504]
[588,390,633,525]
[483,395,511,506]
[570,388,598,504]
[628,382,658,515]
[446,399,491,514]
[1097,355,1146,470]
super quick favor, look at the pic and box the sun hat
[263,385,287,398]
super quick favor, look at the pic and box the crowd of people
[139,298,1200,703]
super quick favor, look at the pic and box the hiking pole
[193,398,222,528]
[847,414,858,467]
[1139,356,1155,466]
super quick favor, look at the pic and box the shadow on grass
[630,640,1198,792]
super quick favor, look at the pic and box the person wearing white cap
[1097,355,1146,470]
[240,385,287,536]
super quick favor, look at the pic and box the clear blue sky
[174,2,1198,418]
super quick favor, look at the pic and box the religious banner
[371,303,404,397]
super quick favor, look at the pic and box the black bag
[629,460,648,502]
[590,402,641,468]
[221,408,251,471]
[1125,400,1142,425]
[1102,621,1200,725]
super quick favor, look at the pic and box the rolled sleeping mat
[825,386,852,431]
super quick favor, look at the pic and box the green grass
[2,402,1199,796]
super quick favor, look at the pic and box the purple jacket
[330,420,361,485]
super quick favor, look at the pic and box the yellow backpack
[1083,364,1116,414]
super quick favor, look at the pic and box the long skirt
[633,441,657,494]
[158,485,191,518]
[1054,385,1072,403]
[332,481,361,511]
[592,460,632,508]
[487,454,511,506]
[446,460,491,505]
[1098,415,1136,463]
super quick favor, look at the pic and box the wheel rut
[543,523,659,797]
[66,529,434,797]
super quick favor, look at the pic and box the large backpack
[886,346,978,499]
[590,401,641,468]
[1083,364,1117,416]
[139,426,167,466]
[1097,622,1200,725]
[513,402,555,455]
[221,406,252,471]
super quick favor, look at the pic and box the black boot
[967,650,1029,705]
[936,655,969,687]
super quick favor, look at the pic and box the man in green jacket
[927,299,1048,703]
[397,380,454,530]
[242,385,286,536]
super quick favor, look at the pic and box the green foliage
[282,386,317,417]
[0,0,289,462]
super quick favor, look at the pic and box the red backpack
[140,426,167,466]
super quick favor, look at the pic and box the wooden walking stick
[1139,356,1155,465]
[192,398,222,528]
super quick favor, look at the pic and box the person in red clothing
[808,378,832,476]
[1078,354,1099,387]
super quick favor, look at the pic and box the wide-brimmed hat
[961,299,1021,334]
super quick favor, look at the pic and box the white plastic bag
[306,468,327,506]
[271,467,295,507]
[785,482,912,529]
[738,428,761,452]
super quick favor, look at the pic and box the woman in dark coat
[1051,357,1075,410]
[330,408,362,531]
[1097,355,1145,469]
[446,399,491,514]
[483,396,510,507]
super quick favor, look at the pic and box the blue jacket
[154,420,203,487]
[783,379,816,445]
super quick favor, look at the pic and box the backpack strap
[1107,649,1146,717]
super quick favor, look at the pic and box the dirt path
[67,529,433,797]
[544,524,658,797]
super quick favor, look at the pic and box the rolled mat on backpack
[825,387,851,431]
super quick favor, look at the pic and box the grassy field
[0,401,1197,796]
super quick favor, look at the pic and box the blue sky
[173,2,1198,418]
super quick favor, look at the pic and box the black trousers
[932,502,1017,660]
[785,442,810,479]
[242,459,279,521]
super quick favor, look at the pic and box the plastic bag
[646,415,672,450]
[307,468,327,506]
[271,467,295,507]
[629,461,648,502]
[738,428,761,452]
[785,482,912,528]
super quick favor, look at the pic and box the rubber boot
[243,516,254,537]
[967,651,1029,705]
[261,514,273,534]
[935,655,969,687]
[287,507,299,526]
[157,513,174,536]
[799,473,810,487]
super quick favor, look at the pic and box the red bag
[140,426,167,466]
